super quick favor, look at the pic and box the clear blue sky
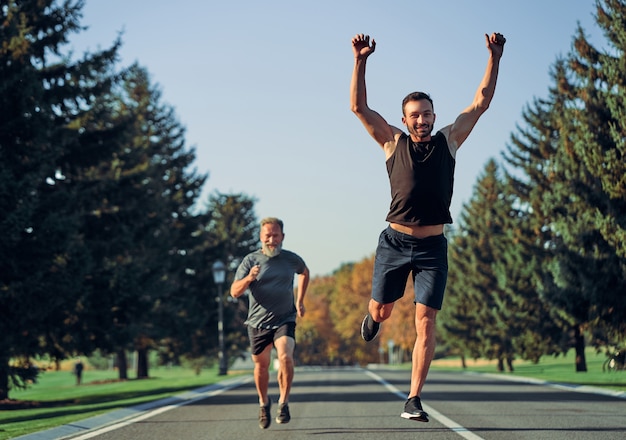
[73,0,602,277]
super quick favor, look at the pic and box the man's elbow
[350,101,366,116]
[229,286,239,299]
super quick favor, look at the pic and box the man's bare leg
[409,303,438,398]
[274,335,295,424]
[252,344,273,429]
[251,344,273,406]
[368,297,395,321]
[274,335,295,404]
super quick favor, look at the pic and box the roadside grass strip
[13,376,254,440]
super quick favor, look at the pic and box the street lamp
[212,260,228,376]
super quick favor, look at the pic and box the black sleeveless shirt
[385,131,455,226]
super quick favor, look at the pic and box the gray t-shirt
[234,249,307,329]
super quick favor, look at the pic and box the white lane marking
[364,370,485,440]
[65,376,254,440]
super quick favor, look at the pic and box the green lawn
[1,351,624,440]
[430,349,626,392]
[0,366,239,440]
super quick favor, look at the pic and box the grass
[0,366,239,440]
[0,350,624,439]
[430,349,626,392]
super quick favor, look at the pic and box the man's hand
[352,33,376,60]
[248,264,260,281]
[296,301,305,318]
[485,32,506,58]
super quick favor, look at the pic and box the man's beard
[262,243,282,258]
[409,123,432,139]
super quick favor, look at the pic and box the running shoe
[259,400,271,429]
[360,313,380,341]
[276,402,291,424]
[401,396,429,422]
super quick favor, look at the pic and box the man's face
[260,223,284,257]
[402,99,436,140]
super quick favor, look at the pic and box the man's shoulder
[280,249,302,259]
[243,249,263,259]
[279,249,306,265]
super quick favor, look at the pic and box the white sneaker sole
[400,411,429,422]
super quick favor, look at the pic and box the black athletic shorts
[247,322,296,355]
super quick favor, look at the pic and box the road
[34,367,626,440]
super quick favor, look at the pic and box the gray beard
[262,243,282,258]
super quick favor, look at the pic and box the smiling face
[402,98,436,141]
[260,222,284,257]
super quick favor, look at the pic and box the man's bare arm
[295,266,309,318]
[447,32,506,150]
[230,265,260,298]
[350,34,398,153]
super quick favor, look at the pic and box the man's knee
[369,298,394,322]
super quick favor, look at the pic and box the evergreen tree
[549,0,626,344]
[448,160,519,371]
[73,64,207,379]
[158,193,258,371]
[439,227,483,366]
[502,0,626,371]
[0,0,120,398]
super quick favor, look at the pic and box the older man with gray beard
[230,217,309,430]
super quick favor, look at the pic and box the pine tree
[552,0,626,342]
[446,160,517,370]
[71,64,207,379]
[157,193,259,371]
[0,0,120,398]
[502,0,626,371]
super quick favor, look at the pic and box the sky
[72,0,604,277]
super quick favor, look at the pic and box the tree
[438,227,483,366]
[502,0,626,371]
[549,0,626,345]
[295,275,340,365]
[0,0,121,399]
[331,260,379,365]
[157,193,258,371]
[72,64,207,379]
[447,160,519,371]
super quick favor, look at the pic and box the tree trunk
[574,324,587,372]
[136,348,149,379]
[497,357,504,372]
[0,356,9,400]
[460,354,467,369]
[117,350,128,380]
[506,357,514,372]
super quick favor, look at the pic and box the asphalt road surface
[29,367,626,440]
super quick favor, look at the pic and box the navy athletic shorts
[371,226,448,309]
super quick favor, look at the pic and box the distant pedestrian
[350,31,506,422]
[230,217,309,429]
[73,360,84,385]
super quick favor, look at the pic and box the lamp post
[212,260,228,376]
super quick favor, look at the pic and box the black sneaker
[259,400,271,429]
[401,396,429,422]
[360,314,380,341]
[276,402,291,424]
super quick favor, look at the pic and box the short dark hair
[402,92,434,116]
